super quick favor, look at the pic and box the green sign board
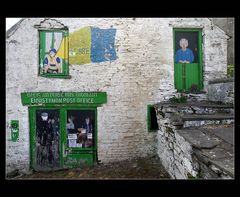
[11,120,19,142]
[21,92,107,106]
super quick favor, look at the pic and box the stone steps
[155,100,235,179]
[182,114,234,128]
[178,125,234,178]
[156,101,234,116]
[182,114,234,121]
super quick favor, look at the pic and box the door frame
[29,105,98,170]
[173,28,203,91]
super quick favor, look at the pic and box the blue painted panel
[90,27,117,62]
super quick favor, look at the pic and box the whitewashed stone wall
[6,18,228,173]
[207,78,234,104]
[157,126,198,179]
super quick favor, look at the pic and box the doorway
[29,107,97,171]
[35,109,60,170]
[173,29,203,92]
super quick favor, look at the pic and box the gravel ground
[11,155,170,180]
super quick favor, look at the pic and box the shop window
[66,110,95,149]
[39,30,69,78]
[147,105,158,132]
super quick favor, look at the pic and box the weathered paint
[69,27,91,65]
[69,27,117,65]
[90,27,117,62]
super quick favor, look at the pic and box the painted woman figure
[175,38,194,63]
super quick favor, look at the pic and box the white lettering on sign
[30,97,95,104]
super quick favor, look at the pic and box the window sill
[39,74,71,79]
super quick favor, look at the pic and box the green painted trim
[39,31,45,74]
[95,108,98,163]
[29,107,36,169]
[39,74,70,78]
[51,32,54,49]
[173,28,202,32]
[60,108,65,168]
[198,29,203,89]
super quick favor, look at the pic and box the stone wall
[207,78,234,104]
[155,102,234,179]
[155,104,198,178]
[6,18,229,173]
[209,18,234,65]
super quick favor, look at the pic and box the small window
[147,105,159,132]
[39,30,69,78]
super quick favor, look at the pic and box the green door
[29,108,62,171]
[62,108,97,168]
[174,29,203,92]
[29,107,97,171]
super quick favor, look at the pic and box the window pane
[148,105,158,131]
[45,32,52,53]
[66,110,95,148]
[175,32,199,63]
[53,32,63,51]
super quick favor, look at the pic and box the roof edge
[207,18,231,39]
[6,18,25,38]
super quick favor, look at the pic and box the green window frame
[147,105,159,132]
[39,29,69,78]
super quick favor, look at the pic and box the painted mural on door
[174,29,203,92]
[35,110,60,170]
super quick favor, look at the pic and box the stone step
[178,125,234,178]
[182,114,234,128]
[182,114,234,121]
[156,101,233,115]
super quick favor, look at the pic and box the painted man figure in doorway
[82,117,92,134]
[82,117,93,148]
[175,38,194,63]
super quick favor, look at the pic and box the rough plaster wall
[209,18,234,65]
[6,18,228,173]
[208,81,234,104]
